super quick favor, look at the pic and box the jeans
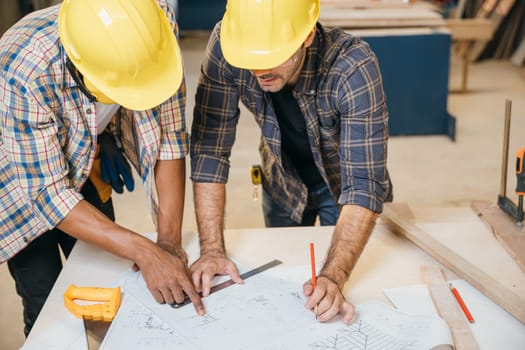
[262,182,340,227]
[7,178,115,336]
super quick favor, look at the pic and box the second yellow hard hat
[220,0,320,70]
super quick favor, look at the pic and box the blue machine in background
[178,0,226,30]
[361,30,456,140]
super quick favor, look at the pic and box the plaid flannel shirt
[0,0,188,262]
[191,22,391,223]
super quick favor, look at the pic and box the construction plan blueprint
[100,267,453,350]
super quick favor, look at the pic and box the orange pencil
[310,242,317,288]
[309,242,318,319]
[449,283,475,323]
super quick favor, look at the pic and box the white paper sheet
[107,269,452,350]
[383,279,525,350]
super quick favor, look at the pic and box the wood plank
[319,7,445,28]
[348,27,450,37]
[477,0,500,17]
[321,0,416,9]
[445,18,493,92]
[422,266,479,350]
[471,200,525,272]
[454,0,469,18]
[445,18,493,40]
[455,0,499,60]
[510,36,525,66]
[381,203,525,324]
[469,0,516,60]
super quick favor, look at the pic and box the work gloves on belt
[98,131,134,194]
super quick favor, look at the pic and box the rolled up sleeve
[337,55,389,213]
[157,80,189,160]
[190,24,240,184]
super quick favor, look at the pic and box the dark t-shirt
[270,87,323,188]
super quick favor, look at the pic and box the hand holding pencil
[305,242,355,323]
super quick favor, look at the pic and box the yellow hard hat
[220,0,320,70]
[58,0,183,111]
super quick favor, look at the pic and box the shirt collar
[293,22,322,96]
[61,47,77,90]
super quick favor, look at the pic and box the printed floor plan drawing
[101,268,452,350]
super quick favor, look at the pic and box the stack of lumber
[319,0,446,29]
[455,0,524,63]
[319,0,492,41]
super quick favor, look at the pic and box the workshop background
[1,0,525,348]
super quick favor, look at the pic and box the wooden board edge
[470,200,525,273]
[381,203,525,324]
[421,266,479,350]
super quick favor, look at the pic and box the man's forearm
[155,159,185,247]
[320,204,378,288]
[57,200,155,266]
[193,182,226,255]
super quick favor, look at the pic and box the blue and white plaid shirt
[0,0,188,262]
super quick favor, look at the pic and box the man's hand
[132,241,189,271]
[99,131,134,193]
[138,245,205,316]
[190,252,243,297]
[156,240,189,266]
[303,205,377,324]
[303,276,355,324]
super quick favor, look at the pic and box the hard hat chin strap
[65,56,97,103]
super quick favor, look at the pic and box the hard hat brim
[219,0,320,70]
[220,28,304,70]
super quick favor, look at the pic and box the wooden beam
[471,200,525,273]
[381,203,525,324]
[445,18,494,40]
[469,0,516,61]
[319,7,445,28]
[510,36,525,66]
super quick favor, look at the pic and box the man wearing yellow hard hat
[190,0,393,323]
[0,0,204,336]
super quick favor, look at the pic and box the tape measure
[64,285,121,321]
[251,165,262,185]
[250,165,262,200]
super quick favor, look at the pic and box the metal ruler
[171,259,282,308]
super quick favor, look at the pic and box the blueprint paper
[112,269,452,349]
[249,301,452,350]
[100,291,195,350]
